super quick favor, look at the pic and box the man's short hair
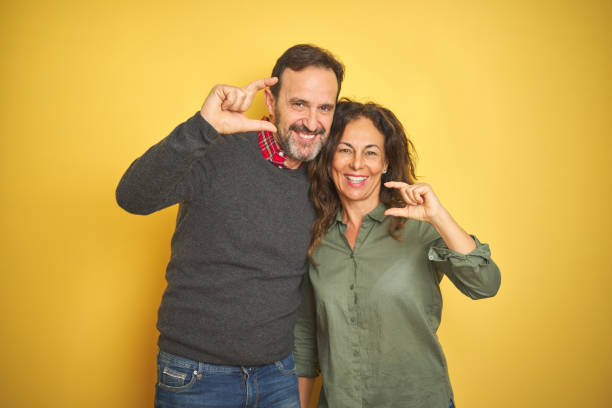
[270,44,345,98]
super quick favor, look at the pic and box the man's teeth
[347,176,367,182]
[298,132,315,140]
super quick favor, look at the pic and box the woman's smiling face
[331,116,388,209]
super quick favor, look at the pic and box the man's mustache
[289,123,325,135]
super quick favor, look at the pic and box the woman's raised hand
[383,181,444,223]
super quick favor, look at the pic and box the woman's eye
[365,150,378,156]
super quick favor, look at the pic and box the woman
[294,99,501,408]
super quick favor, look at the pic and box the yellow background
[1,0,610,407]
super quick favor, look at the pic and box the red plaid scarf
[257,117,301,169]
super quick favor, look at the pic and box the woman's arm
[428,206,476,254]
[294,273,320,404]
[384,181,500,298]
[383,181,475,253]
[298,377,314,408]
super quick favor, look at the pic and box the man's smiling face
[266,66,338,163]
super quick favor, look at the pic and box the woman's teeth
[347,176,367,182]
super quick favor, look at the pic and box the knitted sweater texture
[116,113,315,365]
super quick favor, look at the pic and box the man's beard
[274,109,326,162]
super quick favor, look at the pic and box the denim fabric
[154,351,299,408]
[450,399,455,408]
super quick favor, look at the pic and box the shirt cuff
[427,236,492,267]
[294,352,319,378]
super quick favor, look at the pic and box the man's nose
[304,109,318,132]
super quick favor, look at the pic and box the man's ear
[264,88,275,117]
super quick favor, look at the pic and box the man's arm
[115,78,278,214]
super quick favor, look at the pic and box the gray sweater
[116,113,315,365]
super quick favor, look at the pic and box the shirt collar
[367,203,387,222]
[257,117,301,169]
[335,203,387,224]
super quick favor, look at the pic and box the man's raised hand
[200,77,278,134]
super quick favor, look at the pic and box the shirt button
[428,255,434,260]
[353,350,359,357]
[350,317,355,323]
[349,284,354,290]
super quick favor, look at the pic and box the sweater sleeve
[115,112,221,215]
[293,271,320,378]
[428,235,502,299]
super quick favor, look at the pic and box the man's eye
[293,102,304,108]
[365,151,378,156]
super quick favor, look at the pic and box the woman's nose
[350,153,363,169]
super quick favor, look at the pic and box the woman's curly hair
[307,98,418,262]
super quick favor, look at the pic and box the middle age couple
[120,43,501,408]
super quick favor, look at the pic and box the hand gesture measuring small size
[383,182,444,223]
[200,77,278,134]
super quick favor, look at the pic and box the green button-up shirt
[294,204,501,408]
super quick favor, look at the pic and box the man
[116,44,344,407]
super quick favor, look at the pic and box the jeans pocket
[274,353,297,376]
[157,352,199,392]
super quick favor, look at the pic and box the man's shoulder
[195,131,275,178]
[205,130,259,155]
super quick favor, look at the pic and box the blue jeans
[154,350,299,408]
